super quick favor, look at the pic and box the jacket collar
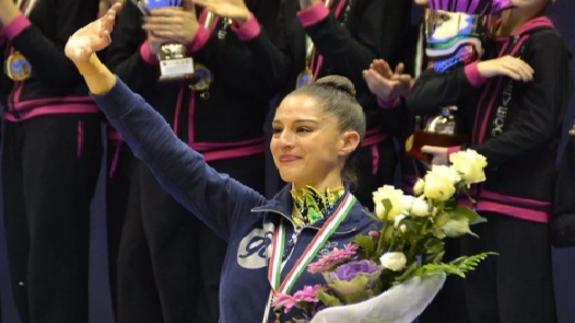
[251,185,372,234]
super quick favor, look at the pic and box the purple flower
[335,260,379,281]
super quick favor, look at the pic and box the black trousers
[106,140,133,314]
[462,212,556,323]
[421,212,557,323]
[115,153,265,323]
[2,115,102,323]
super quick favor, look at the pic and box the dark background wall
[550,1,575,323]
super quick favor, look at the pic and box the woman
[0,0,102,322]
[104,0,296,321]
[406,0,572,322]
[65,4,374,322]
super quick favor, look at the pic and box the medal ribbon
[267,192,356,294]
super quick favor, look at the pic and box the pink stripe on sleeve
[231,15,261,41]
[297,3,330,27]
[464,62,487,87]
[139,41,158,65]
[3,15,31,41]
[187,26,210,53]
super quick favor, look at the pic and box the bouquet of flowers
[272,149,495,323]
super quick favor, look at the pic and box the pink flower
[272,285,322,314]
[308,243,358,274]
[292,284,322,303]
[272,293,298,314]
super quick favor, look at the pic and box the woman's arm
[66,4,267,240]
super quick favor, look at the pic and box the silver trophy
[138,0,195,81]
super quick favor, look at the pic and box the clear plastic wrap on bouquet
[310,273,446,323]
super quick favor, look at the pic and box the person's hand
[0,0,20,26]
[65,3,122,64]
[363,59,413,100]
[147,32,173,55]
[421,145,449,166]
[143,0,199,45]
[477,55,534,82]
[570,122,575,137]
[299,0,321,10]
[193,0,252,25]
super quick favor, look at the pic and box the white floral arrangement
[272,149,494,323]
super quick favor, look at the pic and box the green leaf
[316,289,343,307]
[382,198,393,219]
[452,206,486,225]
[353,235,377,258]
[442,216,476,238]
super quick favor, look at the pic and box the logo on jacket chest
[491,82,513,137]
[236,223,274,270]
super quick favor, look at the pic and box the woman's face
[270,94,357,189]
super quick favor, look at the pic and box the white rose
[394,214,406,228]
[400,195,429,217]
[413,178,425,196]
[449,149,488,185]
[411,197,429,217]
[423,165,460,201]
[379,252,407,272]
[373,185,407,221]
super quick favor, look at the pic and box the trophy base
[159,57,195,82]
[405,130,469,163]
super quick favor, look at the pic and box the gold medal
[5,51,32,81]
[189,63,213,92]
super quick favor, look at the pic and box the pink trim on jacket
[513,16,554,36]
[297,3,330,27]
[231,15,261,41]
[480,190,551,208]
[139,41,158,65]
[362,127,392,147]
[458,190,551,223]
[77,120,85,158]
[187,26,211,53]
[187,9,221,54]
[4,103,100,122]
[202,144,265,162]
[475,201,549,223]
[192,136,265,151]
[464,62,487,87]
[3,15,31,41]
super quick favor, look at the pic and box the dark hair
[288,75,367,186]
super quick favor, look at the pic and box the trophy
[144,0,195,81]
[406,106,469,163]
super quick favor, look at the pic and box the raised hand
[0,0,20,26]
[193,0,251,24]
[477,55,534,82]
[142,0,199,46]
[65,3,122,64]
[363,59,413,100]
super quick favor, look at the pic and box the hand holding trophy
[141,0,198,81]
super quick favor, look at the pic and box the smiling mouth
[279,155,301,163]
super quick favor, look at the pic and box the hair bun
[315,75,357,97]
